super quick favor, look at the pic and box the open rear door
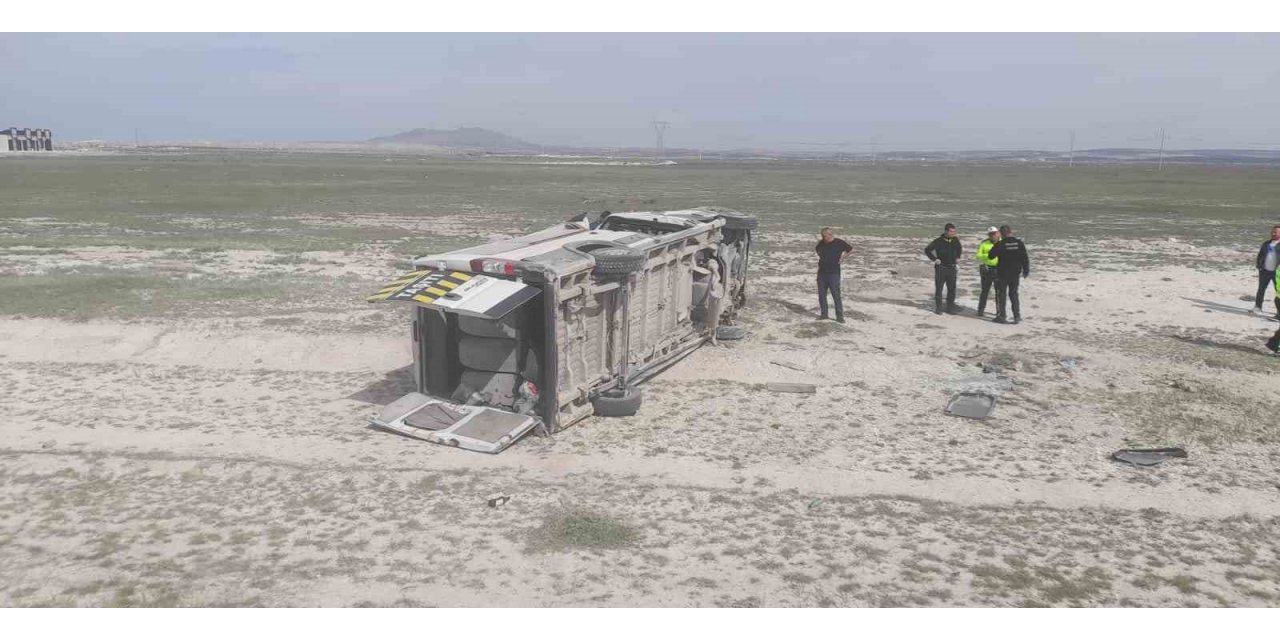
[372,392,541,454]
[367,269,538,319]
[366,269,544,453]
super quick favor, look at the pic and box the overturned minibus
[366,207,757,453]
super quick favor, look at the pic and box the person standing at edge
[975,226,1000,316]
[1266,269,1280,355]
[1254,225,1280,318]
[815,227,852,323]
[924,223,962,315]
[706,258,725,345]
[988,224,1031,324]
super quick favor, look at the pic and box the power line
[651,121,670,159]
[1157,128,1166,170]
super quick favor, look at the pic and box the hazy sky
[3,33,1279,151]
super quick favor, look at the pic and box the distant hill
[365,127,539,151]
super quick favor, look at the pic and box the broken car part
[1111,447,1189,467]
[945,392,996,419]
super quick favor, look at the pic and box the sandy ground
[2,235,1279,607]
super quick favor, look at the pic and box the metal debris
[486,494,511,508]
[1111,448,1188,467]
[770,360,806,372]
[945,392,996,419]
[766,382,817,394]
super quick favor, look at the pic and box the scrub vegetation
[526,509,639,553]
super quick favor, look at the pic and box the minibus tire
[592,387,643,417]
[716,325,746,341]
[589,247,645,277]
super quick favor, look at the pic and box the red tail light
[469,258,516,276]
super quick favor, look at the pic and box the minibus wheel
[589,247,646,278]
[592,387,643,417]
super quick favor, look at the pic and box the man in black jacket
[1254,225,1280,318]
[924,223,962,315]
[988,225,1031,324]
[1267,272,1280,355]
[815,227,853,322]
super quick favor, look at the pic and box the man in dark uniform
[815,227,852,323]
[924,223,962,315]
[1254,225,1280,318]
[988,225,1031,324]
[1266,269,1280,355]
[1268,327,1280,356]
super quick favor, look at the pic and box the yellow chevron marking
[390,275,423,286]
[371,270,446,296]
[368,270,472,303]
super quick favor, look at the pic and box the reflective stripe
[368,268,536,319]
[368,270,476,303]
[389,270,430,285]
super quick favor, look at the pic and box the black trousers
[995,272,1022,319]
[934,264,957,311]
[1256,270,1277,309]
[817,271,843,319]
[1268,327,1280,352]
[977,265,996,312]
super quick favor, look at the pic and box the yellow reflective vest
[977,239,999,268]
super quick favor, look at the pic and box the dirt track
[3,234,1279,607]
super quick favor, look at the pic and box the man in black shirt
[1254,225,1280,317]
[815,227,852,323]
[988,225,1031,324]
[924,223,962,315]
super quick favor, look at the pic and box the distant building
[1,128,53,151]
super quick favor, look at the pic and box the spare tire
[718,212,758,230]
[592,387,643,417]
[590,247,646,278]
[716,325,746,341]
